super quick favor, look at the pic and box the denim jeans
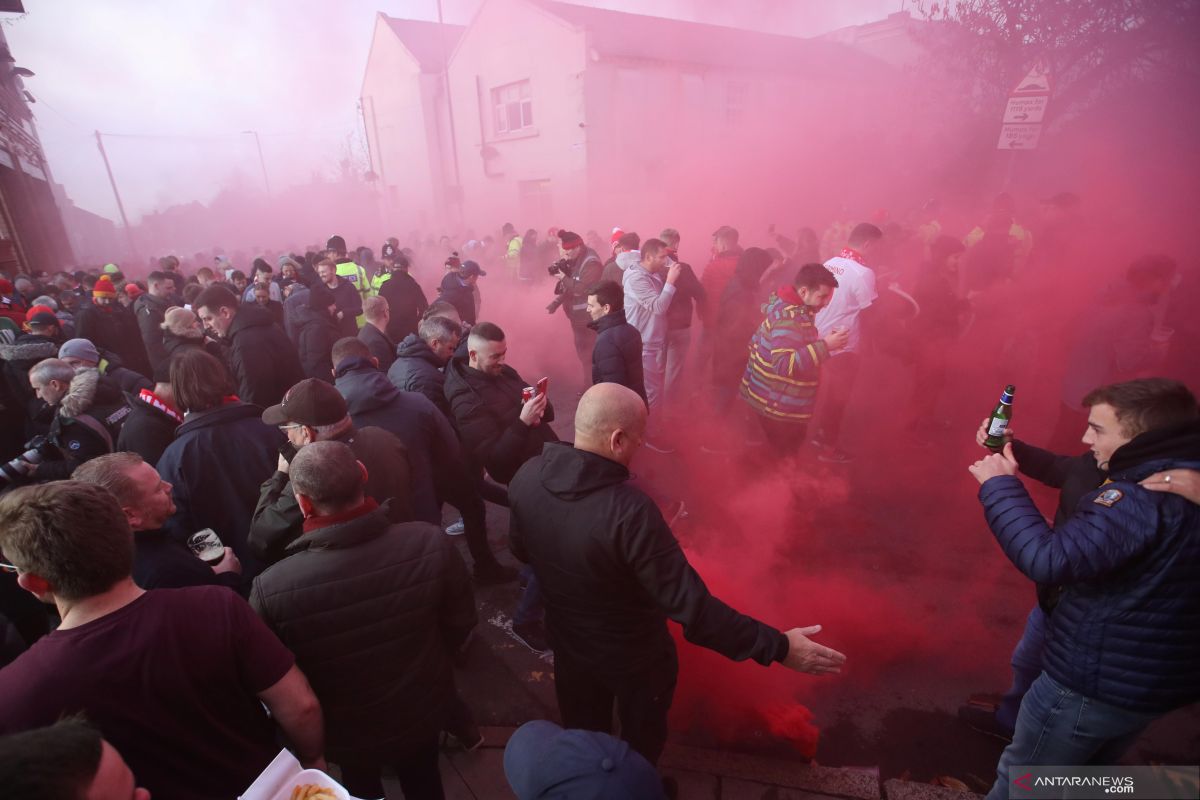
[513,567,543,627]
[985,673,1160,800]
[996,605,1049,732]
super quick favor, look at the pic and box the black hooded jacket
[334,357,460,524]
[443,356,558,485]
[378,271,429,342]
[389,334,451,419]
[116,390,181,467]
[225,305,305,407]
[77,303,152,378]
[588,309,646,403]
[288,299,339,383]
[509,444,788,676]
[133,292,171,371]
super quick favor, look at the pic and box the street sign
[1003,95,1048,124]
[1013,61,1051,94]
[997,123,1042,150]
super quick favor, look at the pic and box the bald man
[508,383,846,766]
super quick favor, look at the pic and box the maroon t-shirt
[0,586,294,800]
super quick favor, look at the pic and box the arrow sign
[1003,95,1048,124]
[997,123,1042,150]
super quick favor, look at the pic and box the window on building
[726,81,748,123]
[493,80,533,135]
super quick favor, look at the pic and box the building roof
[535,0,877,75]
[381,15,466,72]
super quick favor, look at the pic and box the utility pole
[94,130,138,260]
[436,0,464,229]
[242,130,271,195]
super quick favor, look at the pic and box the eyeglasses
[279,424,303,431]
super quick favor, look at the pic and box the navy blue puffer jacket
[978,422,1200,713]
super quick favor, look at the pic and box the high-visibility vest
[335,259,369,326]
[369,271,391,297]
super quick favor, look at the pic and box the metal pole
[436,0,464,229]
[244,130,271,195]
[94,130,138,260]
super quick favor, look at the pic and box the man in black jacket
[251,440,475,800]
[357,296,395,372]
[508,383,846,764]
[332,338,517,584]
[390,312,461,421]
[134,271,173,373]
[74,452,242,589]
[17,360,128,484]
[115,361,182,467]
[76,276,152,379]
[249,378,413,565]
[586,280,646,405]
[443,321,558,486]
[194,285,304,407]
[378,253,429,343]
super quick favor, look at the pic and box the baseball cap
[460,260,487,277]
[261,378,347,427]
[503,721,666,800]
[26,305,58,327]
[59,338,101,365]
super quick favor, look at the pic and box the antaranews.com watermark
[1009,766,1198,799]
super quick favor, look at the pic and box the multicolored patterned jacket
[739,285,828,421]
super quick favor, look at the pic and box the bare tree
[914,0,1200,127]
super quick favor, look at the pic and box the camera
[0,436,49,489]
[547,258,571,277]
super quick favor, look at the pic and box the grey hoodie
[619,250,676,353]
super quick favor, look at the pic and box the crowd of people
[0,193,1197,799]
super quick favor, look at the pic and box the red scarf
[838,247,865,265]
[137,389,183,424]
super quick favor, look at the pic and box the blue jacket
[158,401,284,581]
[978,422,1200,713]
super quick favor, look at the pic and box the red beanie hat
[93,275,117,299]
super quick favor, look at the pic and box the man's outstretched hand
[782,625,846,675]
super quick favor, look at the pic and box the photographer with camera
[547,230,604,388]
[1,358,128,489]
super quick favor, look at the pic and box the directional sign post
[997,62,1051,151]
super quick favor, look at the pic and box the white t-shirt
[815,255,877,354]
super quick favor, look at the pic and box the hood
[333,357,400,414]
[60,366,100,418]
[177,400,264,434]
[396,333,441,366]
[538,442,629,499]
[227,304,277,338]
[285,286,310,314]
[616,251,641,272]
[589,308,628,332]
[1109,420,1200,481]
[287,300,329,330]
[0,335,58,363]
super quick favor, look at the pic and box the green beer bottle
[983,385,1015,451]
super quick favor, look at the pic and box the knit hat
[124,283,144,299]
[25,305,57,327]
[610,227,625,246]
[59,338,101,365]
[102,263,120,275]
[93,275,117,299]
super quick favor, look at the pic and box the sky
[4,0,900,223]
